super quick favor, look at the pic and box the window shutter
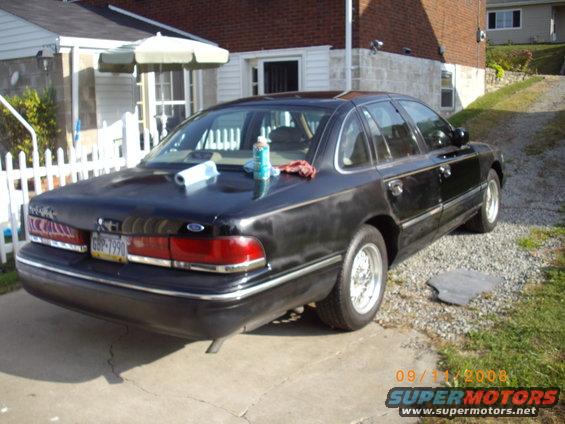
[513,10,521,28]
[488,12,496,29]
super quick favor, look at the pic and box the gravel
[375,76,565,341]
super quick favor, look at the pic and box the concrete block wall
[330,49,485,115]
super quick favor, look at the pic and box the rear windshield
[143,105,333,166]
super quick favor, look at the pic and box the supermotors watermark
[385,387,560,418]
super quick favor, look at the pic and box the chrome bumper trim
[16,254,342,302]
[29,236,88,253]
[173,258,267,274]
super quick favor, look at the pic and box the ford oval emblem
[187,223,205,232]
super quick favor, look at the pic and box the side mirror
[452,127,469,147]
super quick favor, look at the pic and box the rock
[427,269,502,306]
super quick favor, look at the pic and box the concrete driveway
[0,290,436,423]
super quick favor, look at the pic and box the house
[84,0,488,115]
[1,0,488,154]
[0,0,220,150]
[487,0,565,44]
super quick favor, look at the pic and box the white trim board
[217,46,331,103]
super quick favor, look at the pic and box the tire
[316,225,388,331]
[465,169,501,233]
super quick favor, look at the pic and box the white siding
[304,46,331,91]
[217,46,331,103]
[217,55,242,104]
[0,9,58,60]
[95,70,136,141]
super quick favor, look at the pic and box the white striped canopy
[98,33,229,73]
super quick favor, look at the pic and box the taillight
[171,236,266,272]
[28,216,88,252]
[127,236,171,268]
[126,235,266,273]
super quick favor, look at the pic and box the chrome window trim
[16,254,343,302]
[29,235,88,253]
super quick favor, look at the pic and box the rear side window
[400,100,452,150]
[364,102,420,160]
[361,108,393,163]
[337,112,371,170]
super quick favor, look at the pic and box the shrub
[0,87,59,163]
[486,48,534,73]
[490,63,505,79]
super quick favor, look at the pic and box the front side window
[488,10,521,29]
[144,106,333,167]
[400,101,452,151]
[337,113,372,170]
[364,102,420,161]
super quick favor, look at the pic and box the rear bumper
[16,245,341,340]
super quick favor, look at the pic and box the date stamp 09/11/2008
[394,368,509,385]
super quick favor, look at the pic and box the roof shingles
[0,0,188,42]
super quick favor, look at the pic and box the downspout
[71,45,80,148]
[345,0,353,91]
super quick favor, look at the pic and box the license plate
[91,233,128,263]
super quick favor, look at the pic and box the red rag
[276,160,317,179]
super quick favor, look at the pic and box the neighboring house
[487,0,565,44]
[84,0,488,115]
[0,0,219,150]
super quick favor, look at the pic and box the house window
[251,66,259,96]
[247,57,301,96]
[264,61,299,93]
[488,10,521,30]
[441,71,454,109]
[154,69,198,133]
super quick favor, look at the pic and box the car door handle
[439,164,452,178]
[387,179,403,196]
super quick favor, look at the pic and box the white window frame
[440,64,456,110]
[241,51,304,96]
[487,9,522,31]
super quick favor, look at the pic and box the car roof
[210,91,416,110]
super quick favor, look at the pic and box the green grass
[525,109,565,155]
[517,226,565,251]
[449,76,546,141]
[439,267,564,389]
[448,76,543,129]
[488,43,565,75]
[0,256,19,295]
[440,226,565,391]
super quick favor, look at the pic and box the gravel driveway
[376,76,565,340]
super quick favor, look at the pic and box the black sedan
[16,91,503,344]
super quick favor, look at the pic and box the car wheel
[465,169,501,233]
[316,225,387,331]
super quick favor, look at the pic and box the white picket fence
[0,110,322,264]
[0,110,157,265]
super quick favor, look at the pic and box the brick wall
[84,0,345,51]
[85,0,485,68]
[358,0,485,68]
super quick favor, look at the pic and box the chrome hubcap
[350,243,383,314]
[485,179,499,223]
